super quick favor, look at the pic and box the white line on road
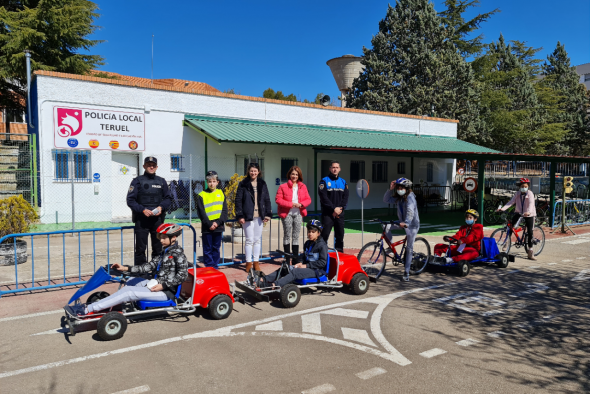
[419,348,447,358]
[0,309,63,323]
[301,308,369,335]
[572,269,590,282]
[562,259,573,262]
[527,266,540,269]
[301,383,336,394]
[509,283,549,297]
[341,328,376,347]
[562,238,590,245]
[547,263,557,265]
[487,331,507,338]
[577,256,587,260]
[255,320,283,331]
[31,328,69,336]
[498,270,519,276]
[111,386,150,394]
[356,367,387,380]
[456,338,479,347]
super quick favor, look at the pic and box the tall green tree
[0,0,104,112]
[510,40,543,78]
[262,87,297,102]
[345,0,482,142]
[542,42,589,156]
[438,0,499,58]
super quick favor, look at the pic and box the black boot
[292,245,299,264]
[284,244,291,265]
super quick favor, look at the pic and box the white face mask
[397,189,406,196]
[520,187,528,193]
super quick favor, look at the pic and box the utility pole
[560,176,575,235]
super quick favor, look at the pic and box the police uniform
[195,180,228,269]
[318,174,349,252]
[127,157,172,265]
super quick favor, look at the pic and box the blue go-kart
[428,237,514,277]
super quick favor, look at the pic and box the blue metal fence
[551,199,590,228]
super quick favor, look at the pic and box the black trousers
[511,213,534,248]
[321,214,345,252]
[134,214,165,265]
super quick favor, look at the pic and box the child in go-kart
[433,209,483,263]
[73,223,189,315]
[255,220,328,288]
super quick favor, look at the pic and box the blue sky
[91,1,590,102]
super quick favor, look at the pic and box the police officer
[127,156,172,265]
[318,160,349,252]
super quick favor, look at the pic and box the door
[111,152,139,220]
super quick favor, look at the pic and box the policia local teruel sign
[53,106,145,151]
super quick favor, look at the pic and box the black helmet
[306,219,323,232]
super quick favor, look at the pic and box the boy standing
[196,171,228,269]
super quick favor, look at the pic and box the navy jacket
[318,174,349,216]
[301,237,328,272]
[127,172,172,213]
[235,177,272,221]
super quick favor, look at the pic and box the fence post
[189,154,192,225]
[549,161,556,227]
[71,160,75,232]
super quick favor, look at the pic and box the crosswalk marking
[111,386,150,394]
[577,256,587,260]
[302,383,336,394]
[341,328,377,347]
[487,331,507,338]
[456,338,479,347]
[356,367,387,380]
[572,269,590,282]
[562,259,573,262]
[562,238,590,245]
[301,308,369,335]
[419,348,447,358]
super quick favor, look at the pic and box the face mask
[520,187,528,193]
[465,219,474,225]
[397,189,406,196]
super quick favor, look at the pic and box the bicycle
[490,213,546,256]
[356,218,431,281]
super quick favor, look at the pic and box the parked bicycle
[491,213,545,256]
[357,219,431,281]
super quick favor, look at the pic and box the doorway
[111,152,139,221]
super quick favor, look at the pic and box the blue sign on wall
[93,173,100,182]
[67,138,79,148]
[275,177,280,186]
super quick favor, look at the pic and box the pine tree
[345,0,482,142]
[510,40,543,78]
[438,0,499,58]
[542,42,589,156]
[0,0,104,112]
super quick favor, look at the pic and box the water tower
[326,55,365,107]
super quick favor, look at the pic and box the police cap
[144,156,158,165]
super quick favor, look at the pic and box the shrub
[0,195,39,242]
[224,173,246,228]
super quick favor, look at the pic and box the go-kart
[428,236,514,277]
[235,249,369,308]
[64,263,242,341]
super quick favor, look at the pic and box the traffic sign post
[462,177,478,210]
[356,179,370,245]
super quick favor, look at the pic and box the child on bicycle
[382,177,419,282]
[496,178,537,260]
[434,209,483,263]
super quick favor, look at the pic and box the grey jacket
[383,190,420,229]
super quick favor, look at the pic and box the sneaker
[401,274,409,282]
[384,248,395,258]
[71,304,88,316]
[446,257,454,264]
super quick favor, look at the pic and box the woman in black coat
[235,163,272,273]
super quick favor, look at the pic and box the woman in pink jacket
[497,178,537,260]
[276,166,312,264]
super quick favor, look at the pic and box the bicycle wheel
[524,226,545,256]
[491,228,512,254]
[357,242,386,279]
[483,206,496,225]
[408,237,431,275]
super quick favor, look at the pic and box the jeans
[202,232,223,269]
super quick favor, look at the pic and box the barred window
[427,162,434,182]
[53,150,91,182]
[397,162,406,174]
[372,161,388,183]
[281,158,298,181]
[171,154,184,171]
[350,160,365,183]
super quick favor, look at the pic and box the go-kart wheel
[457,261,470,277]
[97,312,127,341]
[87,291,110,304]
[280,284,301,308]
[350,273,369,295]
[496,252,509,268]
[208,294,233,320]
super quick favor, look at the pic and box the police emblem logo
[319,184,324,190]
[327,182,331,186]
[128,186,134,193]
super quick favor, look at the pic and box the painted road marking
[434,292,505,316]
[509,283,549,297]
[572,269,590,282]
[562,238,590,245]
[456,338,479,347]
[518,315,555,329]
[0,284,453,379]
[31,328,69,336]
[255,320,283,331]
[302,383,336,394]
[356,367,387,380]
[112,386,150,394]
[562,259,573,262]
[527,266,540,269]
[577,256,587,260]
[301,308,369,335]
[341,328,377,347]
[0,309,63,323]
[547,263,557,265]
[419,348,447,358]
[487,331,507,338]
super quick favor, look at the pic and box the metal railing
[551,199,590,229]
[460,161,589,179]
[0,223,197,298]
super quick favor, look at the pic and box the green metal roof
[183,115,499,154]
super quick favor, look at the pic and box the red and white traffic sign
[463,177,478,193]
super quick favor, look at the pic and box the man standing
[127,157,172,265]
[318,160,349,252]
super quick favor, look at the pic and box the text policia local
[85,111,143,132]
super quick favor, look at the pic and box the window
[350,160,365,182]
[53,150,91,182]
[372,161,388,183]
[238,156,265,179]
[397,162,406,174]
[4,109,25,124]
[170,154,184,171]
[427,162,434,182]
[281,158,298,181]
[585,74,590,82]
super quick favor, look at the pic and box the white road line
[562,259,573,262]
[572,269,590,282]
[301,383,336,394]
[527,266,540,269]
[301,308,369,335]
[419,348,447,358]
[456,338,479,347]
[341,328,376,347]
[562,238,590,245]
[577,256,587,260]
[323,308,369,319]
[487,331,507,338]
[355,367,387,380]
[547,263,557,265]
[0,309,63,323]
[31,328,69,336]
[255,320,283,331]
[112,385,150,394]
[508,283,549,297]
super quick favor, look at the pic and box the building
[576,63,590,90]
[28,70,497,225]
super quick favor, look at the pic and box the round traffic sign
[457,168,465,175]
[463,177,478,193]
[356,179,369,199]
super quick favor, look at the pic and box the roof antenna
[151,34,154,83]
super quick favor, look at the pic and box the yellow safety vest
[199,189,225,220]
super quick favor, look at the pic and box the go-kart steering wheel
[444,236,461,245]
